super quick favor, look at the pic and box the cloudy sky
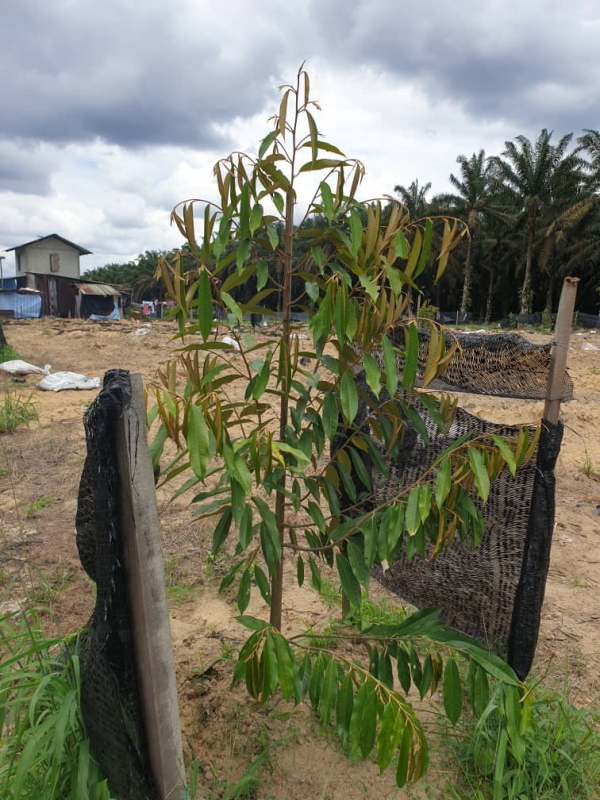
[1,0,599,275]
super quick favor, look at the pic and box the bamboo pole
[543,277,579,424]
[116,372,186,800]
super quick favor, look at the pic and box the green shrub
[444,686,600,799]
[0,390,38,433]
[0,610,114,800]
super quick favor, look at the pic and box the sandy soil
[1,317,598,799]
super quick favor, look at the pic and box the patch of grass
[164,554,202,604]
[25,494,57,518]
[27,568,74,606]
[443,687,600,800]
[0,609,113,799]
[0,390,38,434]
[0,344,17,363]
[580,457,596,477]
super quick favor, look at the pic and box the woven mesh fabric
[75,369,157,800]
[378,328,574,401]
[339,376,562,680]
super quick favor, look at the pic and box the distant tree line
[85,128,600,318]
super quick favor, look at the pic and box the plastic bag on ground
[0,360,51,376]
[37,372,101,391]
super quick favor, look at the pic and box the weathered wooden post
[116,372,186,800]
[544,276,579,424]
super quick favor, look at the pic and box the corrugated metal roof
[74,282,120,296]
[6,233,92,255]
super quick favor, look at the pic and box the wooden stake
[116,372,186,800]
[544,277,579,425]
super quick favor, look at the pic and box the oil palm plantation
[490,130,583,314]
[435,150,496,316]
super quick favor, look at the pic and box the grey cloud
[0,141,53,194]
[2,1,284,148]
[308,0,600,133]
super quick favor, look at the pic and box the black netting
[379,328,573,401]
[75,369,157,800]
[338,377,563,680]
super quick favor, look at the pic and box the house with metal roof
[4,234,121,318]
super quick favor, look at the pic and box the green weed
[0,344,17,363]
[0,609,114,799]
[25,494,57,518]
[0,390,38,434]
[443,687,600,799]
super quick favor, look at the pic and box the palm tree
[435,150,495,316]
[490,130,578,314]
[393,179,432,219]
[578,129,600,190]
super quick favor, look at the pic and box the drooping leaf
[382,335,398,397]
[468,447,491,502]
[336,552,362,609]
[346,539,370,590]
[237,569,251,614]
[197,270,213,342]
[443,658,462,725]
[340,371,358,424]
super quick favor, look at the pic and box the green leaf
[396,647,411,694]
[405,487,421,536]
[299,158,345,173]
[403,324,420,390]
[349,209,363,257]
[377,702,403,773]
[222,291,243,327]
[349,446,371,491]
[418,483,432,524]
[236,615,271,631]
[320,182,335,222]
[468,447,491,502]
[256,259,269,292]
[258,129,278,159]
[336,671,354,745]
[187,404,210,480]
[149,423,167,472]
[318,658,339,726]
[254,496,282,563]
[322,392,339,441]
[490,434,517,477]
[307,501,327,534]
[347,539,370,590]
[237,569,251,613]
[359,687,378,758]
[381,335,398,397]
[435,457,452,509]
[394,230,409,259]
[472,665,489,718]
[249,203,263,235]
[305,280,319,302]
[239,504,253,549]
[296,555,305,586]
[254,564,271,604]
[400,401,430,444]
[336,552,362,609]
[212,508,232,554]
[415,218,433,278]
[395,724,412,788]
[308,556,322,591]
[363,353,382,398]
[267,225,279,251]
[274,634,296,701]
[443,658,462,725]
[197,270,213,341]
[340,371,358,424]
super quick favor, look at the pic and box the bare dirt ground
[1,317,599,799]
